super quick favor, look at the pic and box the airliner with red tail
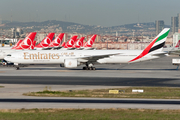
[166,40,180,55]
[0,32,36,61]
[35,33,55,48]
[73,37,85,48]
[63,35,78,49]
[11,40,23,49]
[48,33,64,48]
[83,34,97,49]
[5,28,170,70]
[14,32,36,50]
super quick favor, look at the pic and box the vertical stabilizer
[129,28,170,62]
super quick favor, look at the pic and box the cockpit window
[7,54,11,56]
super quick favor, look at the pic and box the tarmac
[0,56,180,109]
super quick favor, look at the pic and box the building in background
[155,20,164,35]
[178,13,180,29]
[171,16,178,34]
[0,16,2,25]
[173,33,180,47]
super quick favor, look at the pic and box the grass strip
[0,108,180,120]
[0,86,4,88]
[23,87,180,99]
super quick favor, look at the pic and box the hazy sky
[0,0,180,26]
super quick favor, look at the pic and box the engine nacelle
[64,59,78,68]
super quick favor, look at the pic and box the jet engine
[64,59,79,68]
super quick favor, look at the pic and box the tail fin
[129,28,170,62]
[35,33,55,48]
[73,37,85,48]
[83,34,97,48]
[29,41,36,50]
[14,32,36,50]
[61,42,66,47]
[64,35,78,48]
[175,40,180,48]
[11,39,23,49]
[48,33,64,47]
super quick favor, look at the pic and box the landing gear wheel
[92,67,96,70]
[88,67,92,70]
[83,67,86,70]
[16,67,20,70]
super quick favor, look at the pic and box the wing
[77,53,121,63]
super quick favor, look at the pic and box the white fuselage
[4,49,162,64]
[0,48,33,60]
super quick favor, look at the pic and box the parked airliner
[0,32,36,61]
[4,28,170,70]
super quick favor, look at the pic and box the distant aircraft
[14,32,36,50]
[73,37,85,48]
[35,33,55,48]
[0,32,36,64]
[4,28,170,70]
[48,33,64,48]
[167,40,180,55]
[63,35,78,48]
[11,40,23,49]
[83,34,97,49]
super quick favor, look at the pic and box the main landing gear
[16,67,20,70]
[82,63,96,70]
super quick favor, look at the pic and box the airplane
[48,33,64,48]
[63,35,78,48]
[4,28,170,70]
[73,37,85,48]
[11,40,23,49]
[14,33,37,50]
[0,32,36,64]
[163,40,180,55]
[82,34,97,49]
[48,35,78,50]
[35,33,55,49]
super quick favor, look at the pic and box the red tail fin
[14,32,36,50]
[29,41,36,49]
[83,34,97,47]
[61,42,65,47]
[11,39,23,49]
[64,35,78,48]
[74,37,85,48]
[175,40,180,48]
[48,33,64,47]
[35,33,55,48]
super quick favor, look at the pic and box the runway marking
[56,70,74,72]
